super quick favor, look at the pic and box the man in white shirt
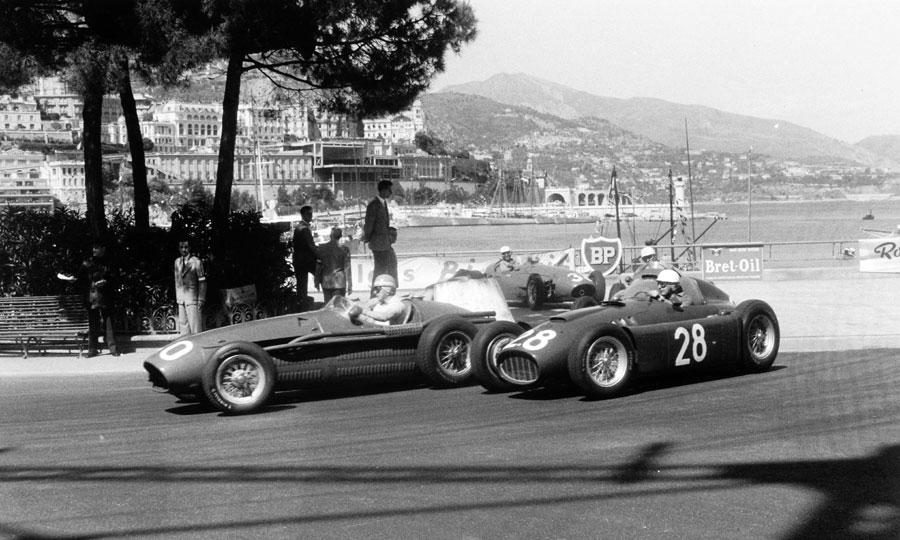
[174,237,207,335]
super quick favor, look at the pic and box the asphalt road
[1,349,898,540]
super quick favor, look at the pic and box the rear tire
[735,300,780,372]
[567,325,634,398]
[471,321,526,392]
[416,316,478,386]
[589,271,606,302]
[201,341,276,414]
[526,274,545,310]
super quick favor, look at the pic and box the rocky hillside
[441,73,897,169]
[856,135,900,164]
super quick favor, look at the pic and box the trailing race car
[470,275,779,397]
[485,257,605,310]
[144,277,514,414]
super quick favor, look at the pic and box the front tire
[526,274,546,310]
[201,341,276,414]
[567,326,634,398]
[735,300,780,372]
[416,316,478,386]
[471,321,526,392]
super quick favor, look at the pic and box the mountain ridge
[439,73,898,170]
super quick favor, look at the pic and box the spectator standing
[292,205,319,311]
[174,237,207,335]
[61,239,119,357]
[315,227,352,303]
[362,180,397,287]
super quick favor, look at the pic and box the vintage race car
[470,276,779,397]
[485,259,604,309]
[144,277,513,414]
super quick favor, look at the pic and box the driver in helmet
[349,274,410,326]
[655,268,689,307]
[493,246,518,273]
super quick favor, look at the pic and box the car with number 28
[469,274,779,398]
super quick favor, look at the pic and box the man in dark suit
[315,227,352,303]
[362,180,397,288]
[292,205,319,311]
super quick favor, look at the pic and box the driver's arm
[361,299,406,326]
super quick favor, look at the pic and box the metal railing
[373,239,863,271]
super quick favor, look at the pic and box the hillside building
[362,99,424,143]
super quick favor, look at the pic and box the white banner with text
[859,236,900,273]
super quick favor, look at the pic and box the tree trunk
[213,46,244,230]
[82,84,106,240]
[117,56,149,230]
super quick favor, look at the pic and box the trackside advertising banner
[348,248,588,292]
[858,236,900,273]
[350,256,496,292]
[701,245,764,281]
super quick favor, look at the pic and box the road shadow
[1,443,896,539]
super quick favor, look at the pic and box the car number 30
[509,328,558,351]
[674,323,707,366]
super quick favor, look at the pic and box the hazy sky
[429,0,900,143]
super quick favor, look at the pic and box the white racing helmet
[373,274,397,289]
[657,269,680,285]
[640,245,657,258]
[499,245,511,254]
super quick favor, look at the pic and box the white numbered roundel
[159,340,194,361]
[521,329,557,351]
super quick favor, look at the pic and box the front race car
[145,275,518,414]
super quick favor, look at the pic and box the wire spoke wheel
[436,330,472,375]
[585,337,628,388]
[748,314,776,360]
[416,316,477,387]
[216,354,266,403]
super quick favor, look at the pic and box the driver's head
[640,245,657,262]
[640,261,665,279]
[656,269,681,294]
[499,246,512,261]
[372,274,397,299]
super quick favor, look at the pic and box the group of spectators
[61,179,405,357]
[291,179,400,314]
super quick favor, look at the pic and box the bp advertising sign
[701,244,764,280]
[581,236,623,276]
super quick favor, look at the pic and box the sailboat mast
[668,168,675,264]
[612,166,622,272]
[684,118,697,263]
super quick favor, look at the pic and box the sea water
[393,199,900,262]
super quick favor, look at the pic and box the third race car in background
[485,258,605,310]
